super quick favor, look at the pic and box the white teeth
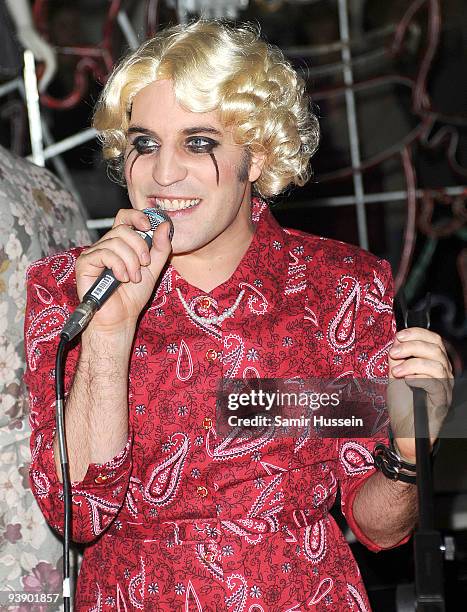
[154,198,200,211]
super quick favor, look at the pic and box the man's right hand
[75,208,172,333]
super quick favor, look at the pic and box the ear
[248,150,266,182]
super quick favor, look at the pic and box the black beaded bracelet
[372,442,417,484]
[373,429,440,484]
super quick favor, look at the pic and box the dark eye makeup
[186,136,219,153]
[125,133,221,185]
[129,134,219,156]
[132,135,157,154]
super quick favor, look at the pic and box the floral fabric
[24,197,406,611]
[0,145,91,609]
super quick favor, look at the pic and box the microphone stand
[395,292,448,611]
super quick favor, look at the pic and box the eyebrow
[127,125,223,138]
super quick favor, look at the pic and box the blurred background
[0,1,466,609]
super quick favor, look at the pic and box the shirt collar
[153,196,291,311]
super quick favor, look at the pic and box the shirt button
[94,474,108,484]
[196,486,208,497]
[202,417,213,430]
[205,349,218,362]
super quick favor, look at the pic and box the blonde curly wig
[93,19,320,198]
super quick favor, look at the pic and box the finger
[82,237,143,283]
[395,329,449,370]
[389,338,449,368]
[402,375,447,406]
[77,248,131,284]
[391,357,448,378]
[112,208,152,231]
[399,376,450,438]
[395,328,448,358]
[391,357,452,405]
[389,328,454,378]
[95,224,152,267]
[147,222,173,278]
[387,376,449,440]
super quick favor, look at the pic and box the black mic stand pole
[396,293,446,611]
[412,385,445,611]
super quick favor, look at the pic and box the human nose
[151,145,188,186]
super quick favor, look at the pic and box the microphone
[61,208,173,342]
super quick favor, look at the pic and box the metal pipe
[23,50,45,167]
[282,186,466,208]
[117,10,140,50]
[296,49,387,79]
[176,0,189,25]
[337,0,368,249]
[284,24,395,57]
[87,217,115,230]
[0,78,22,98]
[27,128,97,162]
[40,119,84,207]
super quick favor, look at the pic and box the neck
[170,205,255,294]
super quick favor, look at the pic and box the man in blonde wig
[24,19,452,611]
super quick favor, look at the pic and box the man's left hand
[387,327,454,463]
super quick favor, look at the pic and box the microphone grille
[143,208,174,241]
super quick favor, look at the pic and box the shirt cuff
[76,431,134,491]
[37,425,133,493]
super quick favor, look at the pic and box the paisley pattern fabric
[24,197,407,611]
[0,144,91,608]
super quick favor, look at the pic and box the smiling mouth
[150,197,201,211]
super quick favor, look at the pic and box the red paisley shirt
[24,197,409,611]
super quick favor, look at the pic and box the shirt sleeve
[24,251,134,544]
[336,258,412,552]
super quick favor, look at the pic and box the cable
[53,209,171,608]
[55,337,71,612]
